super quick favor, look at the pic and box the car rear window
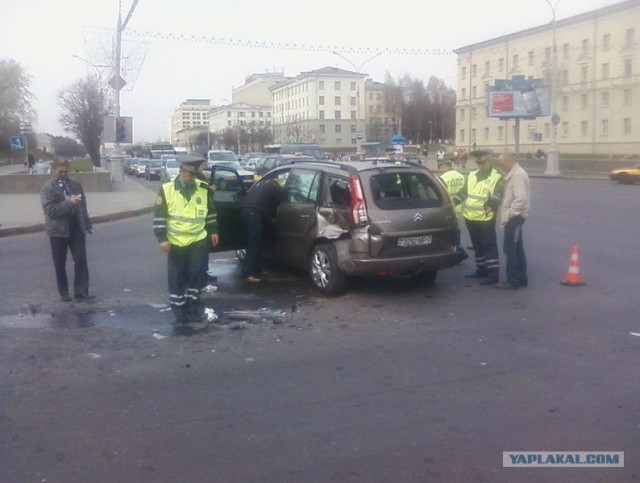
[369,172,443,210]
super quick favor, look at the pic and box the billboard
[486,76,550,119]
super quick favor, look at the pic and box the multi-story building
[271,66,368,151]
[454,0,639,155]
[170,99,211,147]
[365,80,401,144]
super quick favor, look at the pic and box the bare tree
[0,59,35,155]
[58,76,110,166]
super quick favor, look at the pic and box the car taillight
[349,175,368,227]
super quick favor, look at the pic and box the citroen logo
[413,213,423,222]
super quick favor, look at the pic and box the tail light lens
[349,175,368,227]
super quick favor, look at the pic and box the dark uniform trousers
[167,237,209,319]
[49,223,89,298]
[465,218,499,281]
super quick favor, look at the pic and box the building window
[624,59,633,77]
[461,66,467,79]
[498,58,504,72]
[472,107,477,120]
[483,127,489,141]
[335,125,341,133]
[335,96,341,105]
[602,63,609,79]
[182,113,190,119]
[563,43,570,59]
[623,118,631,135]
[319,96,324,105]
[602,33,610,51]
[561,96,569,111]
[561,121,569,137]
[472,64,477,77]
[472,86,477,98]
[581,121,588,136]
[581,65,588,82]
[319,110,325,119]
[601,91,609,108]
[471,128,476,142]
[623,89,632,106]
[512,54,519,70]
[351,124,356,133]
[350,111,356,120]
[485,61,490,74]
[601,119,609,136]
[335,111,341,119]
[350,96,356,106]
[319,81,324,90]
[581,94,589,110]
[498,126,504,141]
[460,108,465,121]
[581,38,589,55]
[350,81,356,91]
[334,81,341,90]
[461,88,466,100]
[625,28,635,46]
[460,129,465,142]
[320,124,325,134]
[528,51,534,66]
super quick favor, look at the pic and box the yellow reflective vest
[440,170,465,214]
[463,169,502,221]
[162,180,209,247]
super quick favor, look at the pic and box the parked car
[609,163,640,184]
[161,158,180,182]
[135,160,149,177]
[145,160,165,180]
[126,158,141,175]
[208,150,238,163]
[211,160,459,295]
[254,154,318,178]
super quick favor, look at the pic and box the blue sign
[10,136,24,149]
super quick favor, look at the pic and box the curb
[0,206,154,238]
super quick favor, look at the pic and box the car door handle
[300,214,310,219]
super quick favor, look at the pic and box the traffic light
[115,117,127,143]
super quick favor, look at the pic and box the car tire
[309,243,346,296]
[412,269,438,286]
[618,173,632,184]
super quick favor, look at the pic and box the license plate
[397,235,432,247]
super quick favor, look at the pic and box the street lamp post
[332,51,382,155]
[544,0,562,176]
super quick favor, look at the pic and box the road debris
[224,308,287,325]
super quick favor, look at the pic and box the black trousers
[465,218,499,280]
[49,231,89,298]
[503,216,528,286]
[167,237,209,318]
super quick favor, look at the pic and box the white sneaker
[202,284,218,293]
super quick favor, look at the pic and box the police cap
[176,154,205,173]
[469,150,492,163]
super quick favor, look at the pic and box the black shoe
[494,282,521,290]
[479,278,499,286]
[465,272,487,279]
[187,311,202,323]
[75,294,95,300]
[207,274,218,283]
[60,295,72,302]
[175,313,189,324]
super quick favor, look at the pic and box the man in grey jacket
[40,157,94,301]
[494,152,530,289]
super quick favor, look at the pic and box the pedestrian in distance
[452,150,503,285]
[239,177,285,283]
[492,152,530,289]
[153,155,219,324]
[437,156,468,263]
[27,152,35,174]
[40,157,94,302]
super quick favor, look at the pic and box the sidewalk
[0,165,157,237]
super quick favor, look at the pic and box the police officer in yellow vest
[452,150,503,284]
[438,156,468,263]
[153,155,219,323]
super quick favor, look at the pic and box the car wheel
[618,173,632,184]
[412,269,438,286]
[309,243,346,295]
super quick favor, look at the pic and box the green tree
[58,76,110,166]
[0,59,35,156]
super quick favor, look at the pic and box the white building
[454,0,640,155]
[170,99,211,146]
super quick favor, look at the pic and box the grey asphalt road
[0,178,638,482]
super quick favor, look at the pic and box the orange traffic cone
[560,245,586,286]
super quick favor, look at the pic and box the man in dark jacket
[40,157,93,301]
[239,178,285,282]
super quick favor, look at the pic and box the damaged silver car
[212,160,460,295]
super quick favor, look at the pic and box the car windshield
[166,160,179,168]
[150,161,163,168]
[209,152,237,162]
[211,161,243,170]
[369,172,443,209]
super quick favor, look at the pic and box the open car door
[210,166,247,252]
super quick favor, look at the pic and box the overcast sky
[0,0,621,142]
